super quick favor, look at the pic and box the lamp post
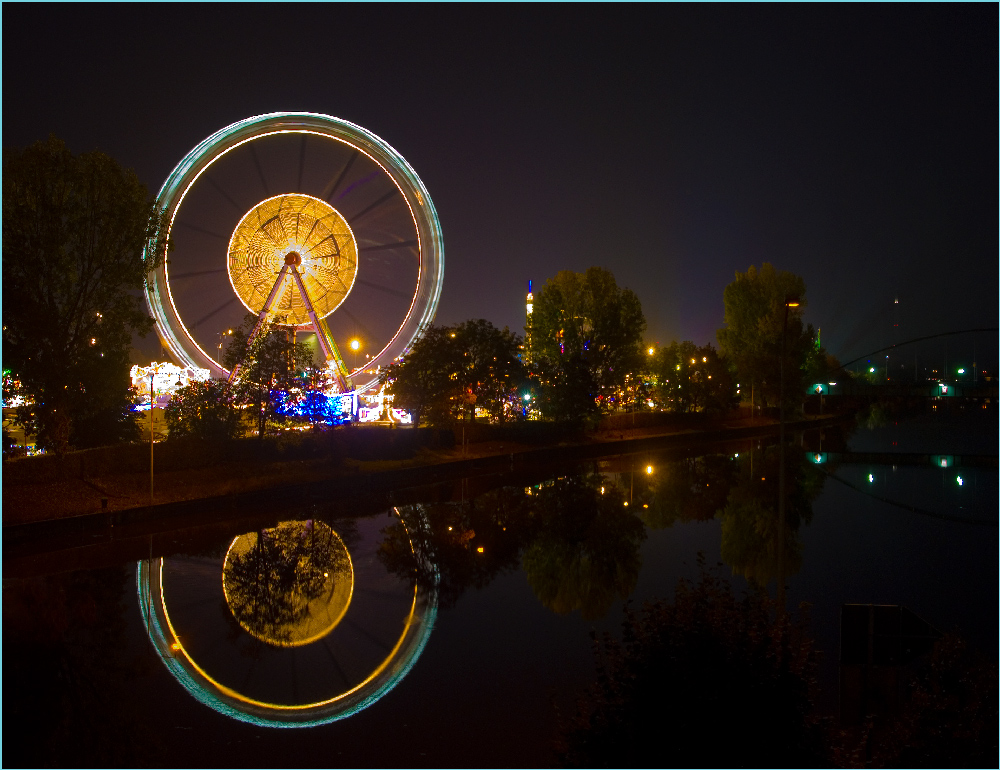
[148,363,184,504]
[778,296,800,615]
[150,369,155,502]
[218,328,233,360]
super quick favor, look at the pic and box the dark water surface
[3,409,996,767]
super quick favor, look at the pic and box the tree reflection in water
[522,474,646,621]
[222,520,353,647]
[720,446,826,585]
[638,454,738,528]
[380,450,826,621]
[380,474,647,621]
[380,486,535,610]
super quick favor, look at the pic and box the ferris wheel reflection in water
[137,511,437,728]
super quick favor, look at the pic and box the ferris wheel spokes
[227,256,354,393]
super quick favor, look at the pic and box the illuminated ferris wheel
[144,112,444,393]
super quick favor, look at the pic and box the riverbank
[2,413,848,539]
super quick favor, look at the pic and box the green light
[957,368,965,374]
[869,367,875,373]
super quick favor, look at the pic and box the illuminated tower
[524,279,534,366]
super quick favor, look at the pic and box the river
[3,406,995,767]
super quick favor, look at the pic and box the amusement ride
[144,112,444,412]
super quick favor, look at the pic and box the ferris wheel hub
[284,251,302,266]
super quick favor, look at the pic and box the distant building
[524,279,534,366]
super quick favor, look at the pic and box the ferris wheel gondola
[144,112,444,394]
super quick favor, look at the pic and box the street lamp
[349,338,361,372]
[778,296,800,615]
[218,328,233,359]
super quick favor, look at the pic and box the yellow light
[787,301,800,307]
[476,546,484,553]
[171,642,182,651]
[647,347,655,355]
[691,358,696,364]
[228,193,358,324]
[623,501,629,507]
[350,339,361,351]
[676,364,681,370]
[526,303,533,314]
[600,486,605,494]
[702,357,707,362]
[646,465,653,474]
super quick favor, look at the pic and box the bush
[164,380,242,441]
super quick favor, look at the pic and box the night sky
[4,4,996,370]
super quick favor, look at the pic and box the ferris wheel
[144,112,444,393]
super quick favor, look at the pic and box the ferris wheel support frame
[144,112,445,391]
[227,264,353,393]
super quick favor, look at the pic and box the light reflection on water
[137,511,438,728]
[4,411,996,765]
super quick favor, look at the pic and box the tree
[164,378,243,440]
[532,352,601,425]
[2,136,169,451]
[716,263,814,410]
[651,341,736,414]
[223,313,314,436]
[530,267,646,408]
[380,320,527,427]
[379,326,461,428]
[557,560,824,768]
[451,319,527,423]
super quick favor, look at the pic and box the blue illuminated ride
[144,112,444,396]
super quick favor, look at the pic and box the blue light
[272,389,353,424]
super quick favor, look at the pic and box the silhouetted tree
[557,559,824,768]
[651,341,736,414]
[3,136,169,451]
[532,353,602,425]
[381,320,527,426]
[530,267,647,406]
[164,378,243,440]
[224,313,313,436]
[716,263,813,410]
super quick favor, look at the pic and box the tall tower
[524,279,534,366]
